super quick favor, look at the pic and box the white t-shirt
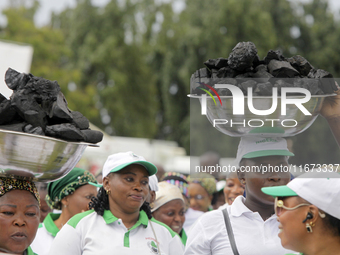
[184,196,297,255]
[31,213,60,255]
[183,208,204,233]
[49,209,184,255]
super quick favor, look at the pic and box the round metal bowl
[189,94,335,137]
[0,129,95,182]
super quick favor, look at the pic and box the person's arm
[48,224,82,255]
[184,220,210,255]
[320,84,340,147]
[168,234,185,255]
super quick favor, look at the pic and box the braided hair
[89,186,153,219]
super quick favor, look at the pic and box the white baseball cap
[90,151,157,187]
[235,136,294,167]
[262,171,340,220]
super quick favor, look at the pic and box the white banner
[0,40,33,99]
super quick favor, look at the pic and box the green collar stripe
[43,213,61,237]
[151,218,176,238]
[180,229,187,245]
[103,210,149,227]
[67,210,94,229]
[124,232,130,247]
[27,246,37,255]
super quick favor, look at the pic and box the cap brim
[110,161,157,176]
[261,185,298,197]
[243,150,294,159]
[89,182,102,188]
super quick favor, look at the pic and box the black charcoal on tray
[0,122,27,132]
[216,67,239,78]
[70,111,90,130]
[215,58,229,69]
[43,92,73,121]
[215,78,237,96]
[81,129,104,144]
[292,78,323,95]
[273,79,294,95]
[254,82,274,96]
[0,98,18,125]
[267,60,300,78]
[199,68,211,85]
[10,92,47,129]
[263,50,285,65]
[239,80,257,95]
[45,123,85,142]
[24,124,45,136]
[308,69,337,94]
[204,58,228,70]
[253,69,273,83]
[228,42,258,72]
[287,55,314,76]
[5,68,32,90]
[2,68,103,144]
[303,79,324,95]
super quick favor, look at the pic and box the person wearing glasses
[185,137,297,255]
[262,171,340,255]
[187,173,216,213]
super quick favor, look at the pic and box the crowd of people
[0,91,340,254]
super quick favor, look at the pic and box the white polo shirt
[48,209,184,255]
[31,213,60,255]
[184,196,297,255]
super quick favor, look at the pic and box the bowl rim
[0,129,98,147]
[187,93,337,99]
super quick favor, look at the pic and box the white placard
[0,40,33,99]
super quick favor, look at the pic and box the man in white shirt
[184,137,297,255]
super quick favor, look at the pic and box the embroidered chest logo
[147,240,159,254]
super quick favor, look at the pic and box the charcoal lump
[0,68,103,144]
[191,42,337,96]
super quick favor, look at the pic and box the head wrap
[0,177,40,205]
[162,172,189,198]
[149,175,159,192]
[46,168,97,210]
[188,173,216,196]
[151,181,184,212]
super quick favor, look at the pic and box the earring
[306,221,315,233]
[106,189,111,195]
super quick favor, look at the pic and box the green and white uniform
[25,246,37,255]
[31,213,60,255]
[49,210,184,255]
[179,229,187,246]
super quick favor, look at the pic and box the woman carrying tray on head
[31,168,98,255]
[48,151,184,255]
[0,177,40,255]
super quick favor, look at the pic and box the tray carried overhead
[0,129,96,182]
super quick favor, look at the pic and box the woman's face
[241,156,290,206]
[188,183,212,212]
[62,184,98,217]
[103,164,150,214]
[152,199,185,234]
[277,196,309,251]
[0,190,40,254]
[224,174,244,205]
